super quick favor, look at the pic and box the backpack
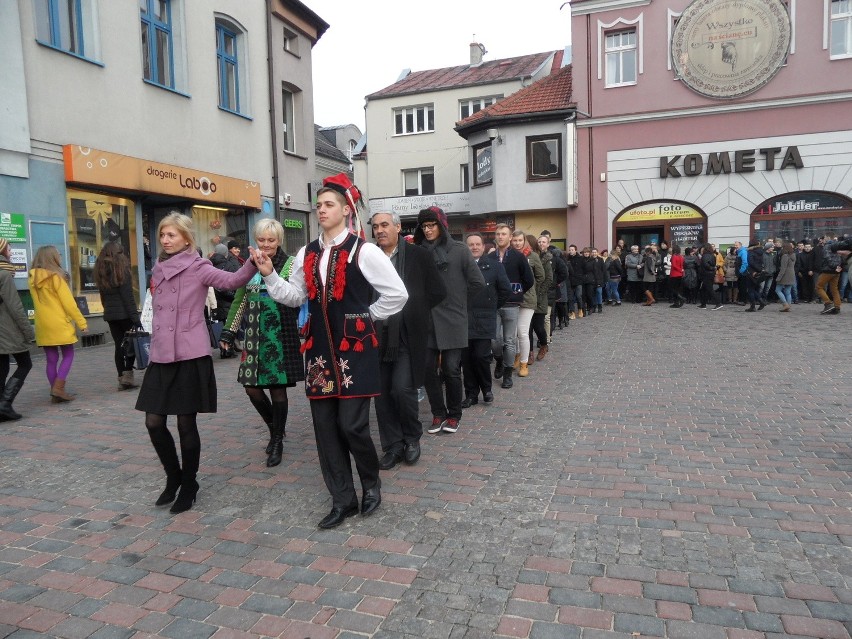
[822,243,842,271]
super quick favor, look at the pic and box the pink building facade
[570,0,852,250]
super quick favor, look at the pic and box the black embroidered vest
[302,233,379,399]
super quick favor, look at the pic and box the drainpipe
[586,13,595,247]
[266,0,281,220]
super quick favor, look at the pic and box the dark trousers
[700,277,720,305]
[798,273,814,301]
[461,339,492,399]
[375,347,421,456]
[107,318,136,376]
[629,280,643,303]
[670,277,685,301]
[309,397,379,509]
[0,352,33,387]
[424,347,463,421]
[529,313,548,347]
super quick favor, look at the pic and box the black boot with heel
[170,445,199,514]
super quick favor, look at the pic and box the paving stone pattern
[0,303,850,638]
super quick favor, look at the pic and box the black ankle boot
[155,473,182,506]
[171,446,200,514]
[266,401,287,467]
[248,394,274,452]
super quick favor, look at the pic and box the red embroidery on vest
[304,251,318,300]
[332,250,349,301]
[339,337,350,351]
[355,317,365,332]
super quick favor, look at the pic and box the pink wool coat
[149,250,257,363]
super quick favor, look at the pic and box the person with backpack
[815,238,850,314]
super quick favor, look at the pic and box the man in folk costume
[370,211,447,471]
[252,174,408,529]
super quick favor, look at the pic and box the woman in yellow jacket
[28,246,88,402]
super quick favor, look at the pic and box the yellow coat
[28,268,87,346]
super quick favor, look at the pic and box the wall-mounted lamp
[486,128,503,144]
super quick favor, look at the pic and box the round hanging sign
[671,0,791,99]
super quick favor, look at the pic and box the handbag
[714,271,725,285]
[140,290,153,333]
[123,329,151,370]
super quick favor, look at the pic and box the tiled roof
[455,63,574,131]
[314,125,349,163]
[365,51,557,100]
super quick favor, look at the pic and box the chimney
[470,42,486,66]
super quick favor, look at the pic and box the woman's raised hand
[249,246,273,276]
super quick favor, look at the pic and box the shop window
[140,0,174,88]
[215,17,249,116]
[394,104,434,135]
[459,96,501,120]
[191,206,248,258]
[66,190,137,316]
[605,29,637,86]
[831,0,852,58]
[403,168,435,196]
[526,134,562,181]
[473,142,492,187]
[33,0,100,61]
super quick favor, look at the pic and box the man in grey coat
[414,207,485,436]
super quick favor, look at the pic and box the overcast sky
[307,1,573,131]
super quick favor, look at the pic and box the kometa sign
[660,146,803,178]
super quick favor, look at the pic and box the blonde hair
[157,212,196,256]
[31,245,66,278]
[253,218,284,245]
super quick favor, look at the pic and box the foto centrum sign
[0,212,27,242]
[618,202,704,222]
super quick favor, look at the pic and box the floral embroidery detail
[306,356,332,393]
[341,374,353,389]
[338,357,349,372]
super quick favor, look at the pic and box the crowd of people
[1,173,850,529]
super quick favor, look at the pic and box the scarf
[382,240,406,363]
[422,238,449,272]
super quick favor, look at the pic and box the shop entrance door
[616,226,664,249]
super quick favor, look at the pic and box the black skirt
[135,356,217,414]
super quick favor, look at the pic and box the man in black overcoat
[371,212,447,470]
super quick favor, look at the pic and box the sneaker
[427,417,445,434]
[820,303,834,315]
[830,306,840,314]
[442,418,459,434]
[711,304,723,310]
[568,312,576,320]
[417,387,426,402]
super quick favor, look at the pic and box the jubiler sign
[660,145,803,178]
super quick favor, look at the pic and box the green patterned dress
[223,250,304,388]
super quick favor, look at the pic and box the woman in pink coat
[136,213,257,514]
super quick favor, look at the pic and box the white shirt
[262,228,408,321]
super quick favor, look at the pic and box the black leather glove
[219,328,236,350]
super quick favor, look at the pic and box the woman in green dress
[219,219,303,467]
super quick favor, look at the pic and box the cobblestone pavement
[0,301,850,639]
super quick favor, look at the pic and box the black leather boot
[170,445,199,514]
[501,367,513,389]
[266,401,287,467]
[248,393,274,453]
[149,431,182,506]
[493,358,504,380]
[0,377,24,421]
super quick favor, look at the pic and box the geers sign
[660,146,803,178]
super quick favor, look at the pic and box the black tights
[245,386,288,425]
[1,352,33,387]
[145,413,200,450]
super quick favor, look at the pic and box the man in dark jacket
[487,223,533,389]
[566,244,586,317]
[815,237,851,315]
[462,233,510,408]
[371,212,447,470]
[796,240,816,302]
[210,244,241,357]
[539,233,568,335]
[414,207,485,436]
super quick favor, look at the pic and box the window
[34,0,99,60]
[831,0,852,57]
[459,96,501,120]
[473,143,492,187]
[526,135,562,181]
[282,26,300,56]
[394,105,434,135]
[282,83,302,153]
[140,0,174,88]
[348,140,357,160]
[213,17,251,115]
[403,168,435,196]
[605,29,637,86]
[460,164,470,192]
